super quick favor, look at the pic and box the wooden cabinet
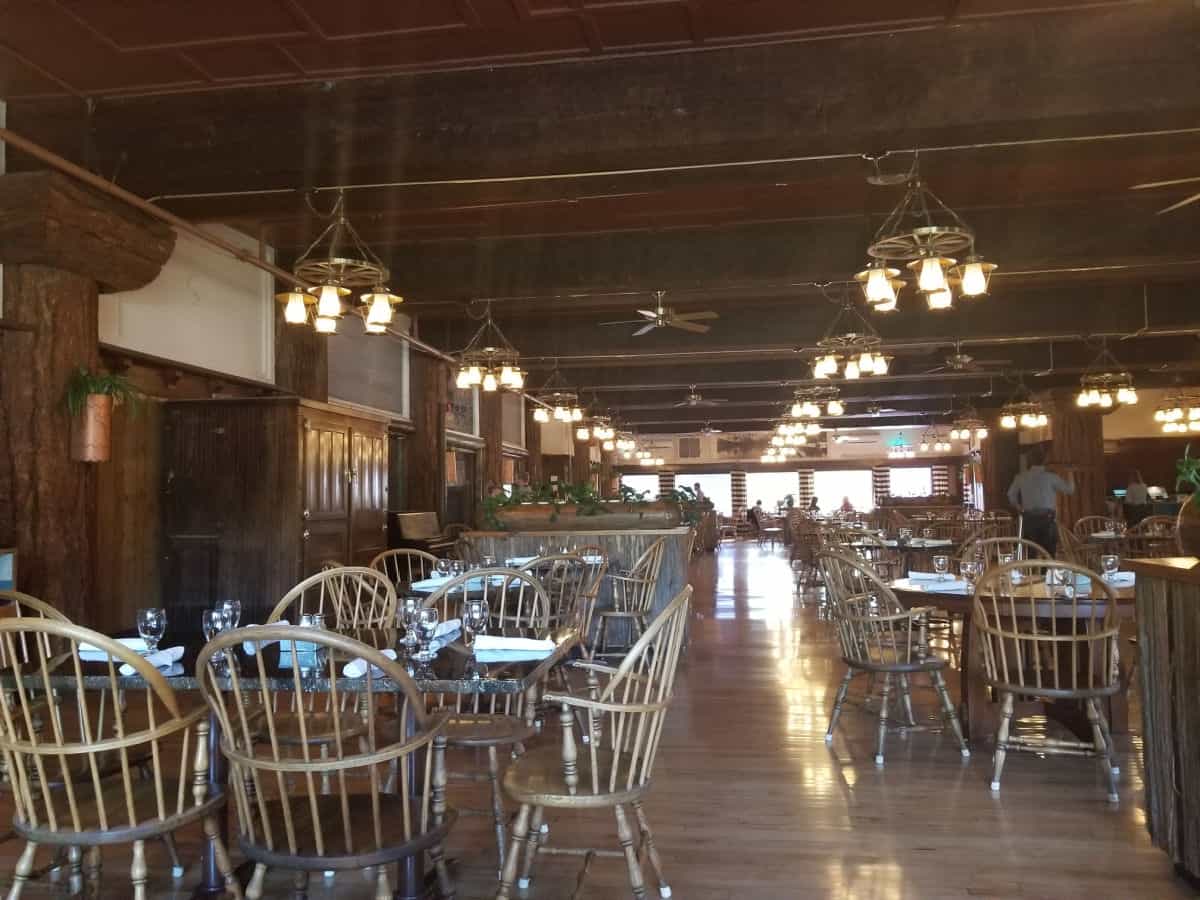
[163,398,389,626]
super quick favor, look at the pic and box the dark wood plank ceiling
[4,0,1200,432]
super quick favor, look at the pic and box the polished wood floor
[0,542,1189,898]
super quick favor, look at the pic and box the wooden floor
[0,542,1189,898]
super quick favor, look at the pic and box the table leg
[960,614,998,747]
[192,709,229,899]
[395,697,427,900]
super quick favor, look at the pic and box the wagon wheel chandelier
[276,192,401,335]
[1075,341,1138,409]
[948,406,990,442]
[998,379,1049,430]
[918,428,952,453]
[454,301,525,392]
[789,385,846,419]
[1155,388,1200,433]
[854,157,997,313]
[531,364,584,423]
[811,297,891,380]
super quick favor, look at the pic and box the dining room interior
[2,2,1200,898]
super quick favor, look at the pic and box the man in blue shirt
[1007,446,1074,555]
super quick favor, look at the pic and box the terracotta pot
[1177,498,1200,556]
[495,500,682,532]
[70,394,113,462]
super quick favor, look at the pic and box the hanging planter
[65,367,137,463]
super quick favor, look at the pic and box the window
[677,437,701,459]
[746,471,801,515]
[812,469,874,513]
[687,473,732,516]
[889,466,933,498]
[620,474,659,499]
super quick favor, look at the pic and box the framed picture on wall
[0,548,15,591]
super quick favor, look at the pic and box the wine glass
[201,608,230,673]
[414,607,440,662]
[219,598,242,629]
[399,596,422,653]
[463,598,489,647]
[297,612,327,672]
[449,560,463,577]
[961,559,980,587]
[482,554,496,568]
[922,527,934,541]
[434,558,451,577]
[136,608,167,654]
[932,555,950,581]
[1101,554,1120,582]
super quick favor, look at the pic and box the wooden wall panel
[525,411,543,485]
[981,428,1020,514]
[274,315,328,402]
[571,439,592,486]
[350,429,388,566]
[479,389,503,493]
[405,352,448,518]
[94,400,162,634]
[301,413,349,571]
[1048,392,1107,523]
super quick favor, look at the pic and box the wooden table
[890,576,1135,746]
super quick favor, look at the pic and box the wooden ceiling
[4,0,1200,432]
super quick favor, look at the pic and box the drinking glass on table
[414,607,440,663]
[136,608,167,654]
[960,559,981,587]
[922,528,934,541]
[449,559,463,578]
[1101,554,1120,582]
[399,596,422,653]
[1103,519,1114,535]
[463,598,489,648]
[434,558,451,577]
[932,555,950,581]
[201,608,231,673]
[1050,567,1077,599]
[482,554,497,568]
[219,598,242,629]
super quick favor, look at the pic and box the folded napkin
[119,646,184,675]
[342,648,398,678]
[80,636,148,661]
[428,619,462,652]
[921,580,971,594]
[908,571,953,581]
[473,634,554,654]
[241,620,291,655]
[1104,571,1136,587]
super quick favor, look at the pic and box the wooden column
[598,446,616,497]
[0,172,174,624]
[525,409,544,485]
[571,436,592,486]
[1047,390,1107,524]
[479,389,504,493]
[274,316,328,401]
[982,428,1021,513]
[406,351,448,519]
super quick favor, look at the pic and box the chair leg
[632,800,672,899]
[83,846,102,899]
[930,670,970,758]
[67,845,83,895]
[374,866,392,900]
[990,691,1015,792]
[898,674,917,727]
[486,746,507,874]
[517,806,545,890]
[246,864,268,900]
[496,803,531,900]
[429,841,456,900]
[130,840,148,900]
[7,841,36,900]
[292,869,309,900]
[1087,698,1120,803]
[874,673,893,767]
[1097,702,1120,777]
[826,669,853,744]
[614,803,648,900]
[161,832,185,878]
[202,816,245,900]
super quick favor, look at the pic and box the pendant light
[454,301,525,393]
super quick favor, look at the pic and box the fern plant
[64,367,138,417]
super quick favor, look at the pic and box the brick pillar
[932,464,951,496]
[872,464,891,508]
[657,469,676,497]
[730,469,747,518]
[797,468,815,509]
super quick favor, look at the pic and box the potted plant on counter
[65,366,137,462]
[1175,444,1200,555]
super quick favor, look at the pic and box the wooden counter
[1128,556,1200,885]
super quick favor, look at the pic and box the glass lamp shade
[1099,392,1114,408]
[482,372,498,392]
[1153,409,1166,422]
[843,360,861,380]
[856,263,901,305]
[812,362,829,380]
[908,256,954,294]
[511,370,524,389]
[314,315,337,334]
[602,440,615,451]
[858,351,876,374]
[926,288,953,310]
[313,284,348,318]
[954,258,997,297]
[283,293,308,324]
[363,321,387,335]
[364,292,394,326]
[976,427,988,439]
[874,355,890,375]
[499,366,515,386]
[827,400,844,416]
[576,427,590,441]
[790,402,802,418]
[919,441,930,452]
[455,369,471,390]
[804,422,821,436]
[1189,407,1200,421]
[1000,414,1017,429]
[771,436,784,447]
[533,407,550,423]
[571,408,584,422]
[1037,414,1049,427]
[872,286,901,313]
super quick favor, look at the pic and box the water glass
[399,596,423,653]
[297,612,327,672]
[136,608,167,654]
[435,558,452,577]
[202,608,230,642]
[482,555,497,567]
[449,560,463,577]
[922,528,934,540]
[1050,567,1076,599]
[899,528,913,541]
[463,598,489,647]
[219,598,242,629]
[414,607,441,662]
[961,560,981,586]
[932,555,950,581]
[1101,554,1120,581]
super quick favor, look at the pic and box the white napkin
[119,646,184,675]
[921,580,970,594]
[908,571,952,581]
[1104,571,1136,587]
[80,637,147,661]
[429,619,462,652]
[241,620,290,655]
[473,634,554,653]
[342,648,398,678]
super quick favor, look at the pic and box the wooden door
[302,415,350,573]
[350,428,388,565]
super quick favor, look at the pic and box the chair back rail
[269,567,397,630]
[518,554,591,632]
[972,560,1120,697]
[0,591,71,667]
[0,620,209,839]
[816,551,926,668]
[370,549,439,594]
[609,537,667,616]
[196,626,449,864]
[423,567,551,634]
[959,536,1050,570]
[546,586,691,797]
[1073,515,1115,541]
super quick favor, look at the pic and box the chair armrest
[567,660,620,676]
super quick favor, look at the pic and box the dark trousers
[1023,510,1057,556]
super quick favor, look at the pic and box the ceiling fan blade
[634,310,658,318]
[1131,176,1200,190]
[669,320,711,334]
[632,322,658,337]
[672,400,692,408]
[701,397,729,404]
[673,311,719,321]
[923,365,948,375]
[1157,191,1200,214]
[975,359,1013,367]
[598,319,647,327]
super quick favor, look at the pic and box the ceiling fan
[598,290,719,336]
[923,341,1011,374]
[698,421,723,435]
[1130,175,1200,215]
[863,403,904,416]
[673,386,729,408]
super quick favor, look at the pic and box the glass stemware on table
[435,558,452,577]
[413,607,440,663]
[201,607,233,673]
[960,559,981,587]
[463,598,489,648]
[932,555,950,581]
[136,607,167,654]
[1101,554,1120,582]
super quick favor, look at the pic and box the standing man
[1006,446,1074,555]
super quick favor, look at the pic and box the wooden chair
[1073,515,1115,542]
[517,554,592,633]
[846,533,901,581]
[816,551,969,767]
[1055,524,1102,570]
[0,620,240,900]
[972,560,1121,802]
[1126,515,1178,558]
[495,586,693,900]
[594,538,667,660]
[959,536,1050,570]
[370,548,439,595]
[424,569,552,874]
[197,625,455,899]
[269,567,397,630]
